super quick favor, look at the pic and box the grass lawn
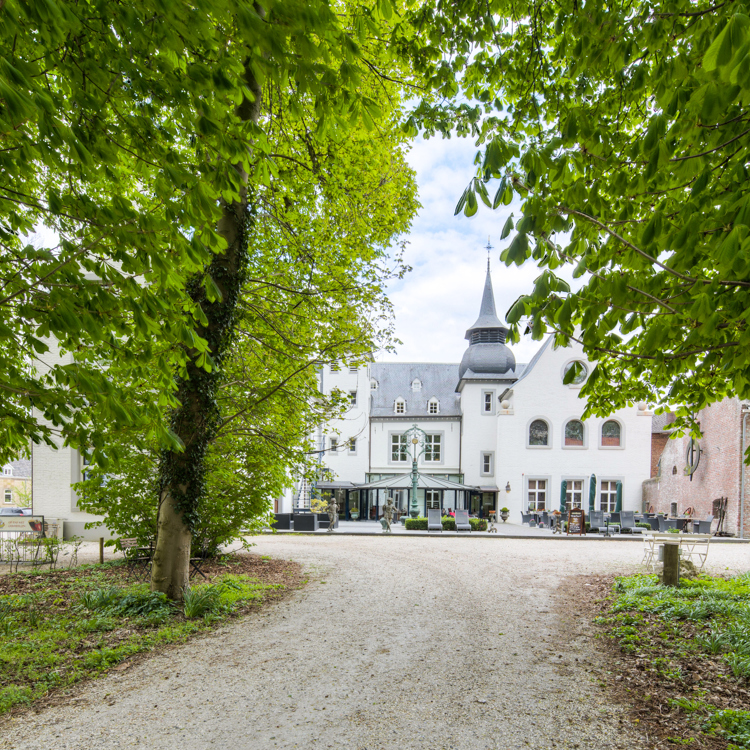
[0,553,302,717]
[596,572,750,749]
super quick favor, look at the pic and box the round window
[563,361,588,385]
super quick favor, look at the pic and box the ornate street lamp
[402,423,428,518]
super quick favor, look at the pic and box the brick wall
[650,433,669,478]
[645,398,750,536]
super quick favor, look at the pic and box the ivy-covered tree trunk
[150,65,261,600]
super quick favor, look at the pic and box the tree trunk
[150,57,262,600]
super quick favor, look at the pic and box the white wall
[369,418,461,475]
[460,381,501,486]
[496,338,652,520]
[31,340,110,539]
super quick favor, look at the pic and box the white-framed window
[527,479,547,511]
[391,434,408,462]
[349,390,357,406]
[565,479,584,511]
[394,398,406,414]
[3,489,11,503]
[482,390,494,414]
[411,378,422,391]
[600,480,619,512]
[370,378,378,390]
[330,437,338,454]
[528,418,550,447]
[348,438,357,455]
[424,434,441,462]
[349,365,358,373]
[330,361,340,372]
[601,420,622,448]
[3,465,12,476]
[426,489,440,509]
[480,452,494,476]
[564,419,585,447]
[428,398,439,414]
[563,360,588,385]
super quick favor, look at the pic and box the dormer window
[370,378,378,390]
[411,379,422,391]
[428,398,439,414]
[395,398,406,414]
[2,466,12,476]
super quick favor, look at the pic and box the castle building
[286,266,653,521]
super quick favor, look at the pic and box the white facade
[30,342,111,540]
[287,267,652,520]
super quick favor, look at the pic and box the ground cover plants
[595,572,750,749]
[0,553,301,716]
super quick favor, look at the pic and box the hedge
[403,516,487,531]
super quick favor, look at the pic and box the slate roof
[460,363,526,383]
[465,267,508,338]
[652,412,676,433]
[2,458,31,478]
[369,362,462,418]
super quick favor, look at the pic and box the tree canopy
[0,0,413,465]
[404,0,750,431]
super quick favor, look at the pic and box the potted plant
[500,507,510,522]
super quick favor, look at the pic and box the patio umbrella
[615,481,623,512]
[588,474,597,514]
[559,480,567,514]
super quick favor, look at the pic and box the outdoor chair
[119,538,153,580]
[658,516,668,532]
[539,511,549,528]
[455,509,471,533]
[693,520,712,534]
[427,508,443,533]
[647,517,660,530]
[588,511,605,533]
[619,511,636,534]
[520,512,532,525]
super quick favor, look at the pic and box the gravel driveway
[2,536,748,750]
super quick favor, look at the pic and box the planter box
[272,513,293,530]
[293,513,319,532]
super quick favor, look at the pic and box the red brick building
[642,399,750,538]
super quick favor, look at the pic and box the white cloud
[378,136,573,367]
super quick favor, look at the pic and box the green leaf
[500,214,514,239]
[704,20,733,71]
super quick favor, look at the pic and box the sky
[376,135,560,368]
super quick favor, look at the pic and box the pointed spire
[464,262,507,340]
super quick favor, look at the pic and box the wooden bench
[119,538,153,579]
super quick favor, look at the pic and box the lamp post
[403,424,428,518]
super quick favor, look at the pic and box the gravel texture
[1,536,748,750]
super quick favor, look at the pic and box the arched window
[428,398,439,414]
[564,419,585,447]
[370,378,378,390]
[411,378,422,391]
[602,420,621,447]
[529,419,549,446]
[394,398,406,414]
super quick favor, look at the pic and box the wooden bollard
[99,537,104,565]
[663,541,680,586]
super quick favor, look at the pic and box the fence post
[99,537,104,565]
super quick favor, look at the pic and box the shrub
[500,507,509,513]
[469,518,487,531]
[442,517,456,531]
[636,522,651,529]
[405,517,427,530]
